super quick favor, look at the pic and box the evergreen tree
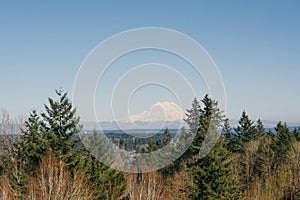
[7,110,47,195]
[82,151,126,199]
[148,139,158,152]
[201,95,224,125]
[14,90,126,199]
[177,127,192,151]
[189,95,224,156]
[162,127,171,146]
[187,95,240,199]
[184,97,201,134]
[169,127,195,176]
[176,127,193,162]
[221,118,240,152]
[14,90,84,192]
[159,128,180,177]
[271,121,295,162]
[40,89,82,168]
[189,137,240,199]
[234,111,258,151]
[222,119,231,141]
[294,127,300,141]
[16,110,47,174]
[256,119,266,138]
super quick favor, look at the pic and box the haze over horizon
[82,101,300,130]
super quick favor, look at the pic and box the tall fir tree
[187,95,240,199]
[10,110,47,194]
[189,140,241,200]
[40,89,83,168]
[256,119,266,138]
[234,111,259,151]
[83,130,127,199]
[16,110,47,174]
[201,95,224,125]
[221,118,240,152]
[222,119,232,142]
[294,127,300,141]
[177,127,192,151]
[162,127,171,146]
[174,127,195,170]
[159,127,180,177]
[271,121,295,163]
[189,95,224,156]
[184,97,201,134]
[14,90,126,199]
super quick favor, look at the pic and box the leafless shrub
[0,110,23,158]
[27,151,93,200]
[0,175,14,200]
[125,171,164,200]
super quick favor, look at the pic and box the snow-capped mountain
[120,101,184,122]
[81,101,186,130]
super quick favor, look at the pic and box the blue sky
[0,1,300,122]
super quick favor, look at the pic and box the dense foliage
[1,91,300,199]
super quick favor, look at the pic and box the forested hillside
[1,90,299,199]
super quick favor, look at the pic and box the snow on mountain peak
[121,101,184,122]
